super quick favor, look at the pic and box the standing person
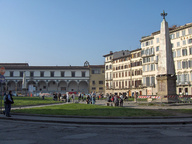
[120,94,124,107]
[134,91,137,102]
[78,92,81,102]
[81,93,84,101]
[3,92,7,115]
[58,93,61,101]
[4,91,14,117]
[66,92,69,103]
[72,93,75,103]
[86,94,91,104]
[55,93,58,101]
[91,91,96,104]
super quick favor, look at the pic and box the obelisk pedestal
[156,75,177,102]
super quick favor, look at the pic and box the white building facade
[141,22,192,95]
[104,22,192,96]
[104,49,142,97]
[1,63,90,94]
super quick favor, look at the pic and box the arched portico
[7,81,16,91]
[79,81,88,93]
[48,80,57,92]
[17,81,22,91]
[27,81,36,92]
[58,81,67,92]
[68,81,78,92]
[38,81,47,92]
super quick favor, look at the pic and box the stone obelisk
[156,11,177,102]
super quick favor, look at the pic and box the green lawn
[12,103,172,117]
[10,96,63,107]
[169,109,192,114]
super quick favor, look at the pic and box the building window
[92,87,96,90]
[177,74,181,83]
[99,81,103,84]
[71,71,75,77]
[151,64,155,71]
[151,77,155,85]
[171,43,174,48]
[182,49,187,56]
[188,28,192,35]
[191,72,192,81]
[10,71,14,77]
[143,77,146,86]
[188,60,192,68]
[146,41,149,46]
[170,34,175,39]
[142,65,145,72]
[92,81,95,85]
[82,71,86,77]
[188,39,192,44]
[189,47,192,55]
[40,71,44,77]
[147,65,150,71]
[173,51,176,58]
[177,49,181,57]
[50,71,54,77]
[99,87,103,90]
[116,81,118,87]
[106,65,108,70]
[182,61,188,69]
[177,61,181,69]
[20,71,23,77]
[156,46,159,52]
[156,38,159,43]
[176,32,180,38]
[183,40,186,45]
[146,77,150,87]
[182,30,185,36]
[177,42,180,47]
[184,74,189,82]
[30,71,34,77]
[61,71,65,77]
[92,69,100,74]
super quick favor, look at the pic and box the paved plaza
[1,100,192,144]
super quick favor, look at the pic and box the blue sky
[0,0,191,66]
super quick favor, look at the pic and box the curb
[11,113,192,119]
[1,115,192,125]
[1,113,192,125]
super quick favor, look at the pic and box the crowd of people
[52,91,105,105]
[106,93,124,107]
[51,91,125,107]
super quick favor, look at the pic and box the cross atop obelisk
[161,10,167,19]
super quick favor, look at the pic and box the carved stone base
[156,75,178,103]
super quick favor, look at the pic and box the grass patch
[10,96,63,107]
[168,109,192,114]
[13,103,172,117]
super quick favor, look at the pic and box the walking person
[4,91,14,117]
[91,91,96,104]
[72,93,75,103]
